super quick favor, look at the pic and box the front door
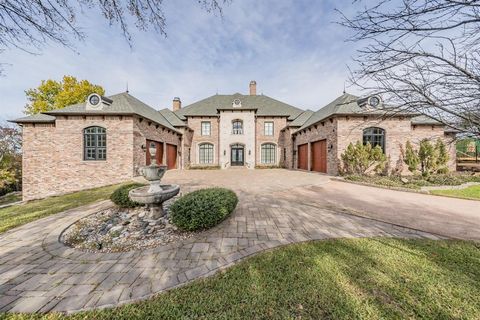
[231,145,244,166]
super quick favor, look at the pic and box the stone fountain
[129,164,180,220]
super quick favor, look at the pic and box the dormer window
[232,99,242,108]
[232,120,243,135]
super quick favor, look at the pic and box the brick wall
[187,117,220,167]
[22,115,135,201]
[294,118,338,174]
[255,117,287,167]
[133,117,182,172]
[279,127,294,168]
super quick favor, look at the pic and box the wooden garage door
[311,139,327,173]
[166,144,177,170]
[298,143,308,170]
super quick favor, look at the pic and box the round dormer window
[233,99,241,107]
[368,95,381,108]
[89,94,100,106]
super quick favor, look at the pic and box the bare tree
[0,0,229,54]
[338,0,480,137]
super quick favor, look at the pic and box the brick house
[13,81,456,200]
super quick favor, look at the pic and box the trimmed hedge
[170,188,238,231]
[110,183,144,208]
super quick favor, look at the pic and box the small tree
[404,141,420,174]
[435,139,449,173]
[341,141,387,175]
[418,140,438,177]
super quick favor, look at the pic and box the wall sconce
[328,144,334,152]
[141,144,146,152]
[224,150,226,156]
[293,150,297,155]
[248,150,251,155]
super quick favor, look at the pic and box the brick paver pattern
[1,169,473,313]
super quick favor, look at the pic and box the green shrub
[404,139,450,177]
[170,188,238,231]
[110,183,144,208]
[340,141,387,175]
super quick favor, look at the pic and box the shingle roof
[38,92,180,133]
[174,93,303,120]
[411,115,442,125]
[289,110,314,127]
[297,93,418,131]
[158,108,186,127]
[10,113,56,124]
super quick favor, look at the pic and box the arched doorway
[231,144,245,166]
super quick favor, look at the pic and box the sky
[0,0,362,122]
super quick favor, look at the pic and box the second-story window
[264,122,274,136]
[232,120,243,135]
[201,121,211,136]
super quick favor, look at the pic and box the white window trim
[264,122,274,136]
[201,121,211,136]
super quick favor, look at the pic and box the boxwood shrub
[110,183,145,208]
[170,188,238,231]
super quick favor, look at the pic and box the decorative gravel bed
[61,205,193,253]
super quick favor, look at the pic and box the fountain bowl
[129,184,180,205]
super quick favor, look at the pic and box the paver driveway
[0,169,476,313]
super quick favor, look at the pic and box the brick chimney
[172,97,181,111]
[249,81,257,96]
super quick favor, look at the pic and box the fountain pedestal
[129,165,180,220]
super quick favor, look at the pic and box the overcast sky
[0,0,362,122]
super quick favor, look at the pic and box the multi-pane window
[232,120,243,135]
[261,143,276,164]
[199,143,214,164]
[264,122,274,136]
[363,127,385,153]
[84,126,106,160]
[201,121,211,136]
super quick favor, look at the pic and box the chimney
[249,81,257,96]
[172,97,181,111]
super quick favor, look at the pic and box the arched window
[261,143,276,164]
[199,143,214,164]
[232,120,243,135]
[84,126,106,160]
[363,127,385,153]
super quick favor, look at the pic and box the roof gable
[174,93,303,120]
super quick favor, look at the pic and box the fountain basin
[129,184,180,205]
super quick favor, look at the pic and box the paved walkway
[0,169,476,313]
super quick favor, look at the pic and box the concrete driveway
[0,169,477,313]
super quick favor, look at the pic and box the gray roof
[289,110,314,127]
[158,108,186,127]
[175,93,303,120]
[37,92,180,133]
[297,93,418,131]
[411,115,442,125]
[10,113,56,124]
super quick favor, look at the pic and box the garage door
[311,140,327,173]
[166,144,177,170]
[298,143,308,170]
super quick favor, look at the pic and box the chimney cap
[250,80,256,84]
[173,97,181,101]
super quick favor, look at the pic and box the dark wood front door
[231,145,244,166]
[166,144,177,169]
[298,143,308,170]
[146,140,163,166]
[311,140,327,173]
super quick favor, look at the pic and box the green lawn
[0,193,21,206]
[0,184,125,234]
[431,185,480,200]
[7,239,480,320]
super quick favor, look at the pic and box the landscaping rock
[61,198,193,253]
